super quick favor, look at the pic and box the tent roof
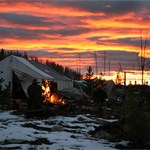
[30,60,72,81]
[105,80,117,99]
[60,87,89,100]
[105,80,116,92]
[3,55,54,80]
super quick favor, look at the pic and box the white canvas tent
[105,80,117,100]
[0,55,54,96]
[30,61,73,91]
[60,87,89,101]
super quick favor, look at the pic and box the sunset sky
[0,0,150,84]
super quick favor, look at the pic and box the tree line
[0,48,82,80]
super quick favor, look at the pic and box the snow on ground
[0,111,118,150]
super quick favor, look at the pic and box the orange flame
[42,81,65,105]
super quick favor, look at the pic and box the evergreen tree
[83,66,95,96]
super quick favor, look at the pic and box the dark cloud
[45,27,91,36]
[73,50,141,72]
[49,27,91,36]
[0,13,66,27]
[0,27,41,39]
[0,25,91,40]
[104,50,138,61]
[87,35,150,48]
[49,1,148,14]
[27,50,59,58]
[97,50,140,71]
[108,37,149,48]
[103,1,143,14]
[114,37,141,47]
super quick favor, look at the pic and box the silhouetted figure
[27,79,42,109]
[92,84,107,113]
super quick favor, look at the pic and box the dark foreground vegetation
[113,85,150,149]
[90,85,150,149]
[1,81,150,149]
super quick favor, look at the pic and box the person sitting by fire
[27,79,42,109]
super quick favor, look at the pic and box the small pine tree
[84,66,96,96]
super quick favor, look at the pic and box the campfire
[41,80,66,105]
